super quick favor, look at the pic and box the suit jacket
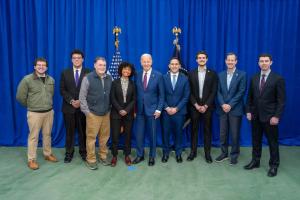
[217,69,247,116]
[136,69,164,116]
[110,78,136,119]
[163,72,190,115]
[188,67,218,109]
[246,71,285,122]
[60,67,91,114]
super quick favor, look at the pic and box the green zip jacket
[16,73,55,111]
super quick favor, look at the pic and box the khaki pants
[86,112,110,163]
[27,110,54,161]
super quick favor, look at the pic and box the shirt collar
[261,69,271,77]
[198,66,207,72]
[143,68,152,75]
[227,68,236,75]
[73,66,82,72]
[170,72,179,76]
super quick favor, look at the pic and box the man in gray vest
[79,57,112,170]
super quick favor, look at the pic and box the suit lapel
[194,69,200,96]
[261,72,273,94]
[228,70,239,91]
[68,68,77,87]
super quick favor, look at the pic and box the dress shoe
[148,158,155,166]
[80,153,87,161]
[28,160,39,170]
[244,160,260,170]
[176,155,183,163]
[161,155,169,163]
[267,167,278,177]
[64,155,72,163]
[205,154,213,164]
[215,154,228,163]
[125,156,132,166]
[229,159,238,165]
[187,152,196,161]
[132,156,145,164]
[44,154,58,162]
[111,157,117,167]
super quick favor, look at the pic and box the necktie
[75,69,79,86]
[260,74,266,93]
[172,74,176,90]
[143,72,147,90]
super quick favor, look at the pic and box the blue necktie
[75,69,79,86]
[172,75,176,90]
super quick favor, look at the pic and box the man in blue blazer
[161,58,190,163]
[215,53,247,165]
[133,53,164,166]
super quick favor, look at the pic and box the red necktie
[143,72,147,90]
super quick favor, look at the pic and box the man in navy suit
[133,53,164,166]
[244,54,285,177]
[215,53,247,165]
[161,58,190,163]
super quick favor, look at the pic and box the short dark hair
[118,62,135,78]
[226,52,237,60]
[34,57,47,66]
[196,51,208,59]
[71,49,84,58]
[170,57,181,65]
[259,53,272,61]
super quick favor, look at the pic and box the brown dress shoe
[28,160,39,170]
[44,154,58,162]
[125,156,132,166]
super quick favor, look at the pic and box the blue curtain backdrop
[1,0,300,147]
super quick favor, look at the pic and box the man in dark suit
[244,53,285,177]
[187,51,218,163]
[161,57,190,163]
[215,53,247,165]
[133,53,164,166]
[60,49,91,163]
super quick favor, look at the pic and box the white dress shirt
[198,66,206,98]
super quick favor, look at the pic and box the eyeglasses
[72,57,83,60]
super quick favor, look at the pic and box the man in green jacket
[16,57,58,170]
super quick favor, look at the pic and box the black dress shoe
[64,156,72,163]
[176,155,183,163]
[148,158,155,166]
[205,154,213,164]
[267,167,278,177]
[161,155,169,163]
[80,154,87,161]
[187,152,196,161]
[132,156,145,164]
[244,160,260,170]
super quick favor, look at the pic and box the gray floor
[0,146,299,200]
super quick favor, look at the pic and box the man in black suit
[244,53,285,177]
[187,51,218,163]
[60,49,91,163]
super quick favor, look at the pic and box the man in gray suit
[215,53,247,165]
